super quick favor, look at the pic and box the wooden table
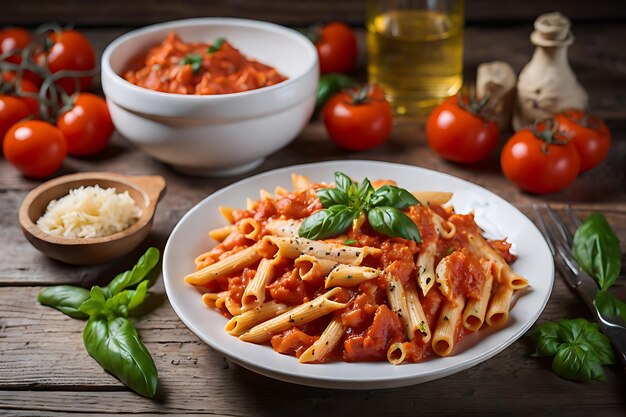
[1,23,625,416]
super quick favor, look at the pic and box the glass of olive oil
[366,0,464,116]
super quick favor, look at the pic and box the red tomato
[555,110,611,172]
[0,95,30,145]
[2,72,39,115]
[3,120,67,178]
[500,122,581,194]
[0,27,31,64]
[426,96,499,163]
[45,30,96,94]
[315,22,358,74]
[57,93,114,156]
[323,85,393,151]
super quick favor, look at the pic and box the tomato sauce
[124,32,287,95]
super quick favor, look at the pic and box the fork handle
[599,321,626,370]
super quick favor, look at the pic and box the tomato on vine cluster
[0,25,113,178]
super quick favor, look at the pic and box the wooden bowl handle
[126,175,167,208]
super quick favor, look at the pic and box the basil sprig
[298,172,421,242]
[37,248,160,398]
[208,37,226,54]
[180,53,203,74]
[532,318,615,381]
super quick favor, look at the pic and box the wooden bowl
[18,172,166,265]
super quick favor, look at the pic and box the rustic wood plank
[2,0,626,27]
[0,283,625,415]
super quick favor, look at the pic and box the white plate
[163,160,554,389]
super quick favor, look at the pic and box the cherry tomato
[500,122,581,194]
[555,110,611,172]
[0,95,30,145]
[45,30,96,94]
[315,22,358,74]
[426,95,499,163]
[0,27,31,64]
[323,84,392,151]
[3,120,67,178]
[57,93,114,156]
[2,72,39,115]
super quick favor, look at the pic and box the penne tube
[405,283,431,343]
[294,255,338,283]
[225,301,293,336]
[462,261,495,332]
[239,288,345,343]
[410,191,453,206]
[265,219,302,237]
[239,218,261,241]
[185,244,262,285]
[201,291,228,309]
[262,236,382,265]
[432,298,466,357]
[325,264,381,288]
[386,273,411,337]
[299,316,344,363]
[224,296,242,316]
[241,258,275,309]
[387,342,407,365]
[291,173,313,191]
[466,234,528,289]
[416,242,436,296]
[486,284,514,327]
[259,189,273,201]
[208,225,236,242]
[219,206,236,224]
[432,212,456,239]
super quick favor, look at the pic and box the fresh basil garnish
[532,318,615,381]
[298,172,422,242]
[37,285,90,319]
[37,248,160,398]
[572,213,621,290]
[180,53,203,74]
[595,290,626,323]
[208,37,226,53]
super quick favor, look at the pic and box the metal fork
[533,204,626,369]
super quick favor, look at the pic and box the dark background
[2,0,626,27]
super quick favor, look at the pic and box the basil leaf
[208,37,225,53]
[556,317,588,343]
[531,322,562,357]
[38,285,90,319]
[106,248,160,296]
[579,321,616,365]
[595,290,626,326]
[128,280,149,311]
[357,178,375,205]
[180,53,203,74]
[334,172,353,195]
[83,316,158,398]
[370,185,419,209]
[572,213,621,290]
[552,343,605,381]
[316,187,348,208]
[367,206,422,243]
[298,205,355,240]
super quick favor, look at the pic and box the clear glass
[366,0,465,116]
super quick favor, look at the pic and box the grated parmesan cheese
[37,185,142,239]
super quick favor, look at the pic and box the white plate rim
[163,160,554,389]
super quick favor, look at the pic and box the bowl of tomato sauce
[101,18,319,176]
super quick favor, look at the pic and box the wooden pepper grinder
[513,12,588,131]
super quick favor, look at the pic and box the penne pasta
[486,284,514,327]
[405,283,431,343]
[386,273,411,337]
[218,206,236,224]
[241,257,275,309]
[432,212,456,239]
[291,173,313,191]
[465,234,529,289]
[208,225,237,242]
[265,219,301,237]
[387,342,407,365]
[201,291,228,309]
[239,288,345,343]
[239,218,261,241]
[225,300,293,336]
[416,242,436,296]
[411,191,453,206]
[299,316,344,363]
[185,244,262,285]
[262,235,382,265]
[432,298,466,357]
[462,260,495,331]
[324,265,381,288]
[294,255,338,283]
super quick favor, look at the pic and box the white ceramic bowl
[101,18,319,176]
